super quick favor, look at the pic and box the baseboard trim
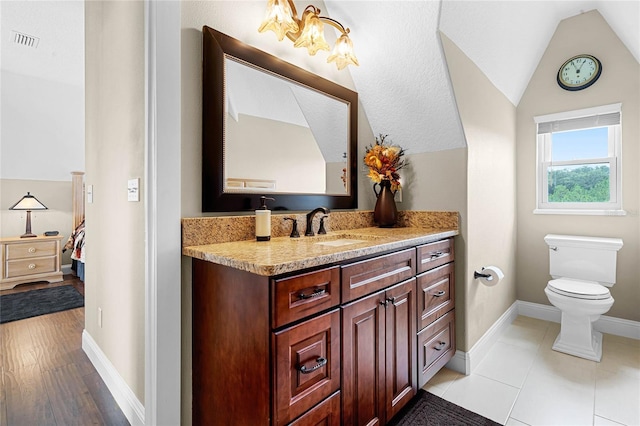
[82,330,145,425]
[446,301,520,375]
[445,300,639,375]
[61,264,73,275]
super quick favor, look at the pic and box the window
[534,103,624,215]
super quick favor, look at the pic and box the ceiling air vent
[12,30,40,48]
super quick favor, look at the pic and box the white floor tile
[595,368,640,426]
[422,366,462,395]
[594,415,626,425]
[441,372,519,425]
[498,318,549,351]
[506,418,530,426]
[510,365,596,426]
[475,340,538,388]
[598,338,640,379]
[438,316,640,426]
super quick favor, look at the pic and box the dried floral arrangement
[363,134,406,192]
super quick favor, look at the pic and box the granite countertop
[183,224,458,276]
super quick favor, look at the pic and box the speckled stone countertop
[182,210,458,276]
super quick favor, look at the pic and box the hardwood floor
[0,275,129,425]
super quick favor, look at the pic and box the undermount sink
[293,232,386,247]
[314,238,367,247]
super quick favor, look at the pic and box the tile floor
[423,316,640,426]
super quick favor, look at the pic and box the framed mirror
[202,26,358,212]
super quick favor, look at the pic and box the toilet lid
[548,279,611,300]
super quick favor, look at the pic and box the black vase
[373,180,398,227]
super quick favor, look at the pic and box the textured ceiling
[325,0,640,154]
[1,1,638,157]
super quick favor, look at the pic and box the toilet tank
[544,234,623,286]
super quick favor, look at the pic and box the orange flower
[363,134,406,191]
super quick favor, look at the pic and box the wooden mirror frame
[202,26,358,212]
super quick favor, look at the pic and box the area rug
[0,285,84,324]
[388,390,502,426]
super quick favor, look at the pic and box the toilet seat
[547,278,611,300]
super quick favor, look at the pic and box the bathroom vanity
[184,212,458,425]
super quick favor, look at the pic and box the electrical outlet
[98,307,102,328]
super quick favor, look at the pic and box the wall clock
[557,54,602,91]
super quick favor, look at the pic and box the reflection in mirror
[202,26,358,212]
[225,57,349,195]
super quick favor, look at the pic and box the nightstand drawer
[6,240,57,260]
[6,257,56,278]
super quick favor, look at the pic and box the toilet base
[552,330,603,362]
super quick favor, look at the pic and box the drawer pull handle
[297,357,327,374]
[28,247,37,253]
[434,342,446,351]
[28,263,36,269]
[429,251,444,259]
[298,288,326,300]
[433,290,446,297]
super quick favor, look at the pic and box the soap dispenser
[256,196,275,241]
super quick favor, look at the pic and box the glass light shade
[293,11,330,55]
[327,33,359,70]
[10,192,48,211]
[258,0,299,41]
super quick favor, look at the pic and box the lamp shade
[10,192,48,211]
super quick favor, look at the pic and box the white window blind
[537,112,620,134]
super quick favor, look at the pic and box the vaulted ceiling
[2,1,638,157]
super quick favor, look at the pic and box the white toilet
[544,234,623,362]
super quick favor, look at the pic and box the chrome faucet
[305,207,330,236]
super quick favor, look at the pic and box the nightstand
[1,235,64,290]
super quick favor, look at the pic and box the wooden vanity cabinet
[192,238,454,425]
[415,239,456,387]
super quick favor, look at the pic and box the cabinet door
[385,278,417,421]
[342,290,386,426]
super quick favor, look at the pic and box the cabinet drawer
[6,240,57,260]
[273,267,340,329]
[417,310,455,388]
[5,257,56,278]
[274,309,341,426]
[416,239,453,274]
[341,248,415,302]
[288,391,341,426]
[417,263,455,330]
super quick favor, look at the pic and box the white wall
[0,72,84,181]
[516,10,640,322]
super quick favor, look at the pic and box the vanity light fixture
[258,0,359,70]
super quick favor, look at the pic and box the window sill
[533,209,627,216]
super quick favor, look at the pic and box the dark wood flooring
[0,275,130,425]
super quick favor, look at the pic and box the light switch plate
[128,178,140,202]
[87,185,94,204]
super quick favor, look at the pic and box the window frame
[534,103,624,216]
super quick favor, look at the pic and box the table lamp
[9,192,48,238]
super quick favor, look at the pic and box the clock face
[557,54,602,91]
